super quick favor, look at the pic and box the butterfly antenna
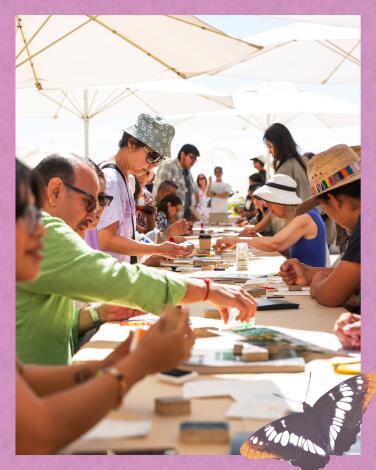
[272,393,302,405]
[304,372,312,403]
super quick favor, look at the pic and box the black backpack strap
[101,163,137,265]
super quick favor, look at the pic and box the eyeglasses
[63,181,97,212]
[98,193,113,207]
[144,147,166,166]
[20,205,43,235]
[187,154,198,162]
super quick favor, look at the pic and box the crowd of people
[15,113,361,453]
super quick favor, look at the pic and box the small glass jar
[236,242,249,271]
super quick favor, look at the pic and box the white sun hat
[253,174,303,206]
[250,154,267,164]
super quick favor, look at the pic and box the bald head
[35,152,99,235]
[35,152,95,186]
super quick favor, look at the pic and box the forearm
[180,278,207,304]
[16,356,145,454]
[247,236,281,252]
[254,212,272,232]
[306,267,333,285]
[22,362,101,396]
[99,233,161,257]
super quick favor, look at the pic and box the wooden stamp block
[241,344,269,362]
[203,309,221,320]
[288,285,302,291]
[155,396,191,416]
[245,287,266,297]
[180,421,229,444]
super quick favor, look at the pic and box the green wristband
[88,306,102,329]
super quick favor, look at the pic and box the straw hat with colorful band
[253,174,303,206]
[125,113,175,159]
[296,144,360,216]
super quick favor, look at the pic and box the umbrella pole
[83,89,89,158]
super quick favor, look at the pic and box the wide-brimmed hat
[296,144,360,215]
[253,174,303,206]
[250,154,267,164]
[125,113,175,158]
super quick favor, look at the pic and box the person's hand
[158,241,193,259]
[143,255,168,267]
[279,259,310,286]
[97,304,145,323]
[236,219,249,227]
[131,310,195,375]
[334,312,361,350]
[214,237,238,252]
[239,225,257,237]
[164,219,190,238]
[207,283,257,324]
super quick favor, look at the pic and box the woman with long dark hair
[240,123,311,237]
[263,123,311,200]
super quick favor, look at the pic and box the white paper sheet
[81,419,151,441]
[226,402,290,420]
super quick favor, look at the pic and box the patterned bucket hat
[296,144,360,215]
[125,113,175,158]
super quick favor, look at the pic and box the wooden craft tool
[288,285,302,291]
[241,344,269,362]
[180,421,229,444]
[155,397,191,416]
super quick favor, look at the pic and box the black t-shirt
[342,216,360,264]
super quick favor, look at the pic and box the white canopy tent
[16,15,261,90]
[214,22,360,84]
[16,80,234,158]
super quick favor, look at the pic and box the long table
[63,251,355,455]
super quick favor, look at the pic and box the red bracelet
[203,278,212,301]
[168,236,175,242]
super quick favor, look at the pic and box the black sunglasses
[98,193,113,207]
[144,147,166,166]
[63,181,97,212]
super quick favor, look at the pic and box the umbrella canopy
[16,15,260,90]
[16,80,234,157]
[262,15,360,29]
[171,83,360,131]
[214,22,360,84]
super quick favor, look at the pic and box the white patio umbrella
[16,80,234,157]
[16,15,260,90]
[214,22,360,84]
[170,83,360,177]
[262,15,360,29]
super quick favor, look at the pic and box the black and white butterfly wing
[241,412,330,470]
[312,373,376,455]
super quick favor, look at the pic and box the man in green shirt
[17,153,256,365]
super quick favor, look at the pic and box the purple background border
[1,0,375,469]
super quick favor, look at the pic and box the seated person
[156,194,183,232]
[16,154,257,366]
[135,170,156,234]
[155,179,178,204]
[279,144,360,310]
[15,160,194,454]
[215,174,327,267]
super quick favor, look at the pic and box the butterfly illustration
[241,373,376,470]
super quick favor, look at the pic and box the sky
[16,15,360,193]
